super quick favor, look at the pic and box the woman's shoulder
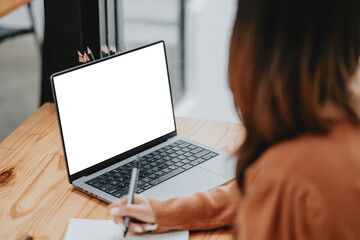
[246,121,360,189]
[241,121,360,239]
[261,121,357,161]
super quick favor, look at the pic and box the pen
[124,156,140,237]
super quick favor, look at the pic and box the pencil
[87,47,95,61]
[101,45,107,58]
[103,45,110,57]
[77,50,84,63]
[117,48,126,54]
[83,52,90,62]
[110,45,116,55]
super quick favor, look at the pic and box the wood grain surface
[0,0,31,18]
[0,103,244,240]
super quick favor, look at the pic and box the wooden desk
[0,0,31,18]
[0,103,244,240]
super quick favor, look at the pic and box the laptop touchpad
[141,167,228,200]
[199,155,237,179]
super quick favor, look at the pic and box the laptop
[51,41,236,203]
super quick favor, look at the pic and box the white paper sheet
[63,218,189,240]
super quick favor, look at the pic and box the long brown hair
[228,0,360,191]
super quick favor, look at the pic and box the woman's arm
[109,180,240,234]
[150,180,240,232]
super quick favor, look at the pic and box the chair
[0,3,41,51]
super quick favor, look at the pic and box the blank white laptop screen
[52,42,176,175]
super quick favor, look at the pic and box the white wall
[174,0,240,123]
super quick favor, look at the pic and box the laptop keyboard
[85,140,218,198]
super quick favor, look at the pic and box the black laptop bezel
[50,40,178,183]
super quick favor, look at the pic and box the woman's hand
[108,194,158,234]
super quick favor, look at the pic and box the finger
[143,224,159,232]
[109,194,144,209]
[132,194,147,204]
[109,207,121,216]
[114,216,125,226]
[114,216,146,226]
[127,222,157,234]
[114,216,144,234]
[130,222,146,234]
[114,216,158,234]
[130,223,159,234]
[109,195,128,209]
[115,204,150,221]
[111,203,153,223]
[109,194,154,222]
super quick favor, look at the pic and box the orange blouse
[149,121,360,239]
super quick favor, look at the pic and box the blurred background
[0,0,239,142]
[2,0,359,142]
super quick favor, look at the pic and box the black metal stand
[40,0,100,105]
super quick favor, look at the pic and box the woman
[109,0,360,239]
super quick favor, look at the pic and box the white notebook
[63,218,189,240]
